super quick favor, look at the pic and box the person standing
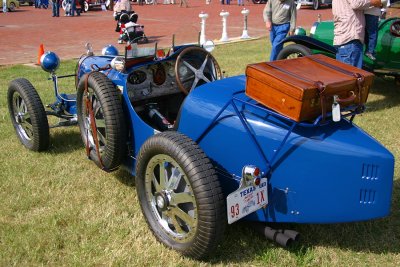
[51,0,60,16]
[70,0,76,16]
[263,0,297,61]
[180,0,188,7]
[364,0,387,61]
[332,0,383,68]
[3,0,7,13]
[79,0,85,13]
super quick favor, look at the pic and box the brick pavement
[0,2,398,66]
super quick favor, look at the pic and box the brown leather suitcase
[245,54,374,122]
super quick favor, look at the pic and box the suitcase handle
[335,91,356,103]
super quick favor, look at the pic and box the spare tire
[77,72,127,172]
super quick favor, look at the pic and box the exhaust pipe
[249,222,299,247]
[278,229,300,242]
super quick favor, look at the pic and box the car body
[298,0,332,10]
[17,0,34,5]
[62,0,108,12]
[390,0,400,8]
[1,0,20,11]
[277,17,400,82]
[7,41,395,259]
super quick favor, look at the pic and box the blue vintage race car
[7,40,394,259]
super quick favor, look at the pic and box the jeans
[364,14,379,55]
[70,0,76,16]
[335,40,363,69]
[269,23,290,61]
[52,2,59,16]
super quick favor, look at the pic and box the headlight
[310,22,319,37]
[40,51,60,73]
[294,27,306,36]
[110,56,125,72]
[202,40,215,52]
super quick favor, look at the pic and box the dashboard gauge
[129,70,147,85]
[167,64,175,77]
[153,64,166,86]
[178,64,189,77]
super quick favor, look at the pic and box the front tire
[77,72,126,171]
[276,44,312,60]
[7,78,50,151]
[135,132,226,259]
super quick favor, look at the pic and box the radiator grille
[359,189,376,204]
[361,164,379,181]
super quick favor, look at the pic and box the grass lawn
[0,38,399,266]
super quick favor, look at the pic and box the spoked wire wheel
[145,154,198,242]
[136,132,225,259]
[77,72,126,171]
[7,78,49,151]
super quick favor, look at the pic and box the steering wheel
[175,47,222,95]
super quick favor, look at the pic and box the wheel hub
[16,113,24,123]
[155,191,170,211]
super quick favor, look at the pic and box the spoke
[170,206,195,228]
[190,77,200,92]
[167,167,182,190]
[16,98,24,113]
[96,129,106,146]
[93,100,102,119]
[95,118,106,128]
[22,122,34,138]
[198,54,209,73]
[182,60,197,74]
[170,192,194,206]
[198,73,211,83]
[22,112,31,122]
[170,214,185,235]
[158,162,167,189]
[181,75,195,84]
[152,172,161,192]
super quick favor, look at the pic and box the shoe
[365,52,376,61]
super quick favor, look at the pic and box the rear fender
[279,35,337,55]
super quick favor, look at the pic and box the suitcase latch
[332,95,341,122]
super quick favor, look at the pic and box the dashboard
[127,60,185,102]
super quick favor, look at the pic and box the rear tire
[313,0,320,10]
[84,1,89,12]
[135,132,226,259]
[8,78,50,151]
[8,2,16,11]
[77,72,127,171]
[276,44,312,60]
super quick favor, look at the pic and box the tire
[84,1,89,12]
[276,44,312,60]
[8,2,16,11]
[135,132,226,259]
[252,0,265,3]
[77,72,126,172]
[8,78,50,151]
[313,0,320,10]
[61,0,66,10]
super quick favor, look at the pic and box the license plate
[226,178,268,224]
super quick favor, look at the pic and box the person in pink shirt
[332,0,384,68]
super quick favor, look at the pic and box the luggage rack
[197,90,365,177]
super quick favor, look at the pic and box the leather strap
[307,56,365,108]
